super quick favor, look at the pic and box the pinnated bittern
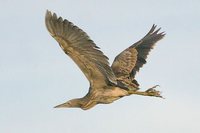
[45,10,165,110]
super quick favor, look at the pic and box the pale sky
[1,0,200,133]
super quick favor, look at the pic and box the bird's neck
[75,95,97,110]
[70,98,85,108]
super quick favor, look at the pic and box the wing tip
[146,24,166,40]
[45,10,54,35]
[45,9,52,20]
[45,10,62,37]
[45,10,59,22]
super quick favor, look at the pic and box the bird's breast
[91,87,128,104]
[103,87,128,97]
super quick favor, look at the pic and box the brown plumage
[45,10,165,110]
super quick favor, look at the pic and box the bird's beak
[54,102,70,108]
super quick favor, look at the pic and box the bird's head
[54,98,84,109]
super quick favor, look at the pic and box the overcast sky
[1,0,200,133]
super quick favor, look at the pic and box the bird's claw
[145,85,163,98]
[150,85,160,89]
[145,85,160,92]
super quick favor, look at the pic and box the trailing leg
[128,85,163,98]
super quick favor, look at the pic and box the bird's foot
[145,85,163,98]
[128,85,164,98]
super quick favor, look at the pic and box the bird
[45,10,165,110]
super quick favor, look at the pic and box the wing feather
[111,25,165,87]
[45,11,117,88]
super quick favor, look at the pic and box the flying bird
[45,10,165,110]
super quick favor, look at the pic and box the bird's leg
[145,85,163,98]
[128,85,163,98]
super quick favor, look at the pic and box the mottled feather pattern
[112,24,165,88]
[112,49,137,78]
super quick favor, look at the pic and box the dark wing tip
[147,24,166,41]
[131,24,165,48]
[129,24,165,78]
[147,24,157,35]
[149,24,164,35]
[159,31,166,37]
[148,24,166,35]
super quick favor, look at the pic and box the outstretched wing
[111,25,165,87]
[45,11,116,88]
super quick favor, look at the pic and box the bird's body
[67,86,128,110]
[45,10,165,110]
